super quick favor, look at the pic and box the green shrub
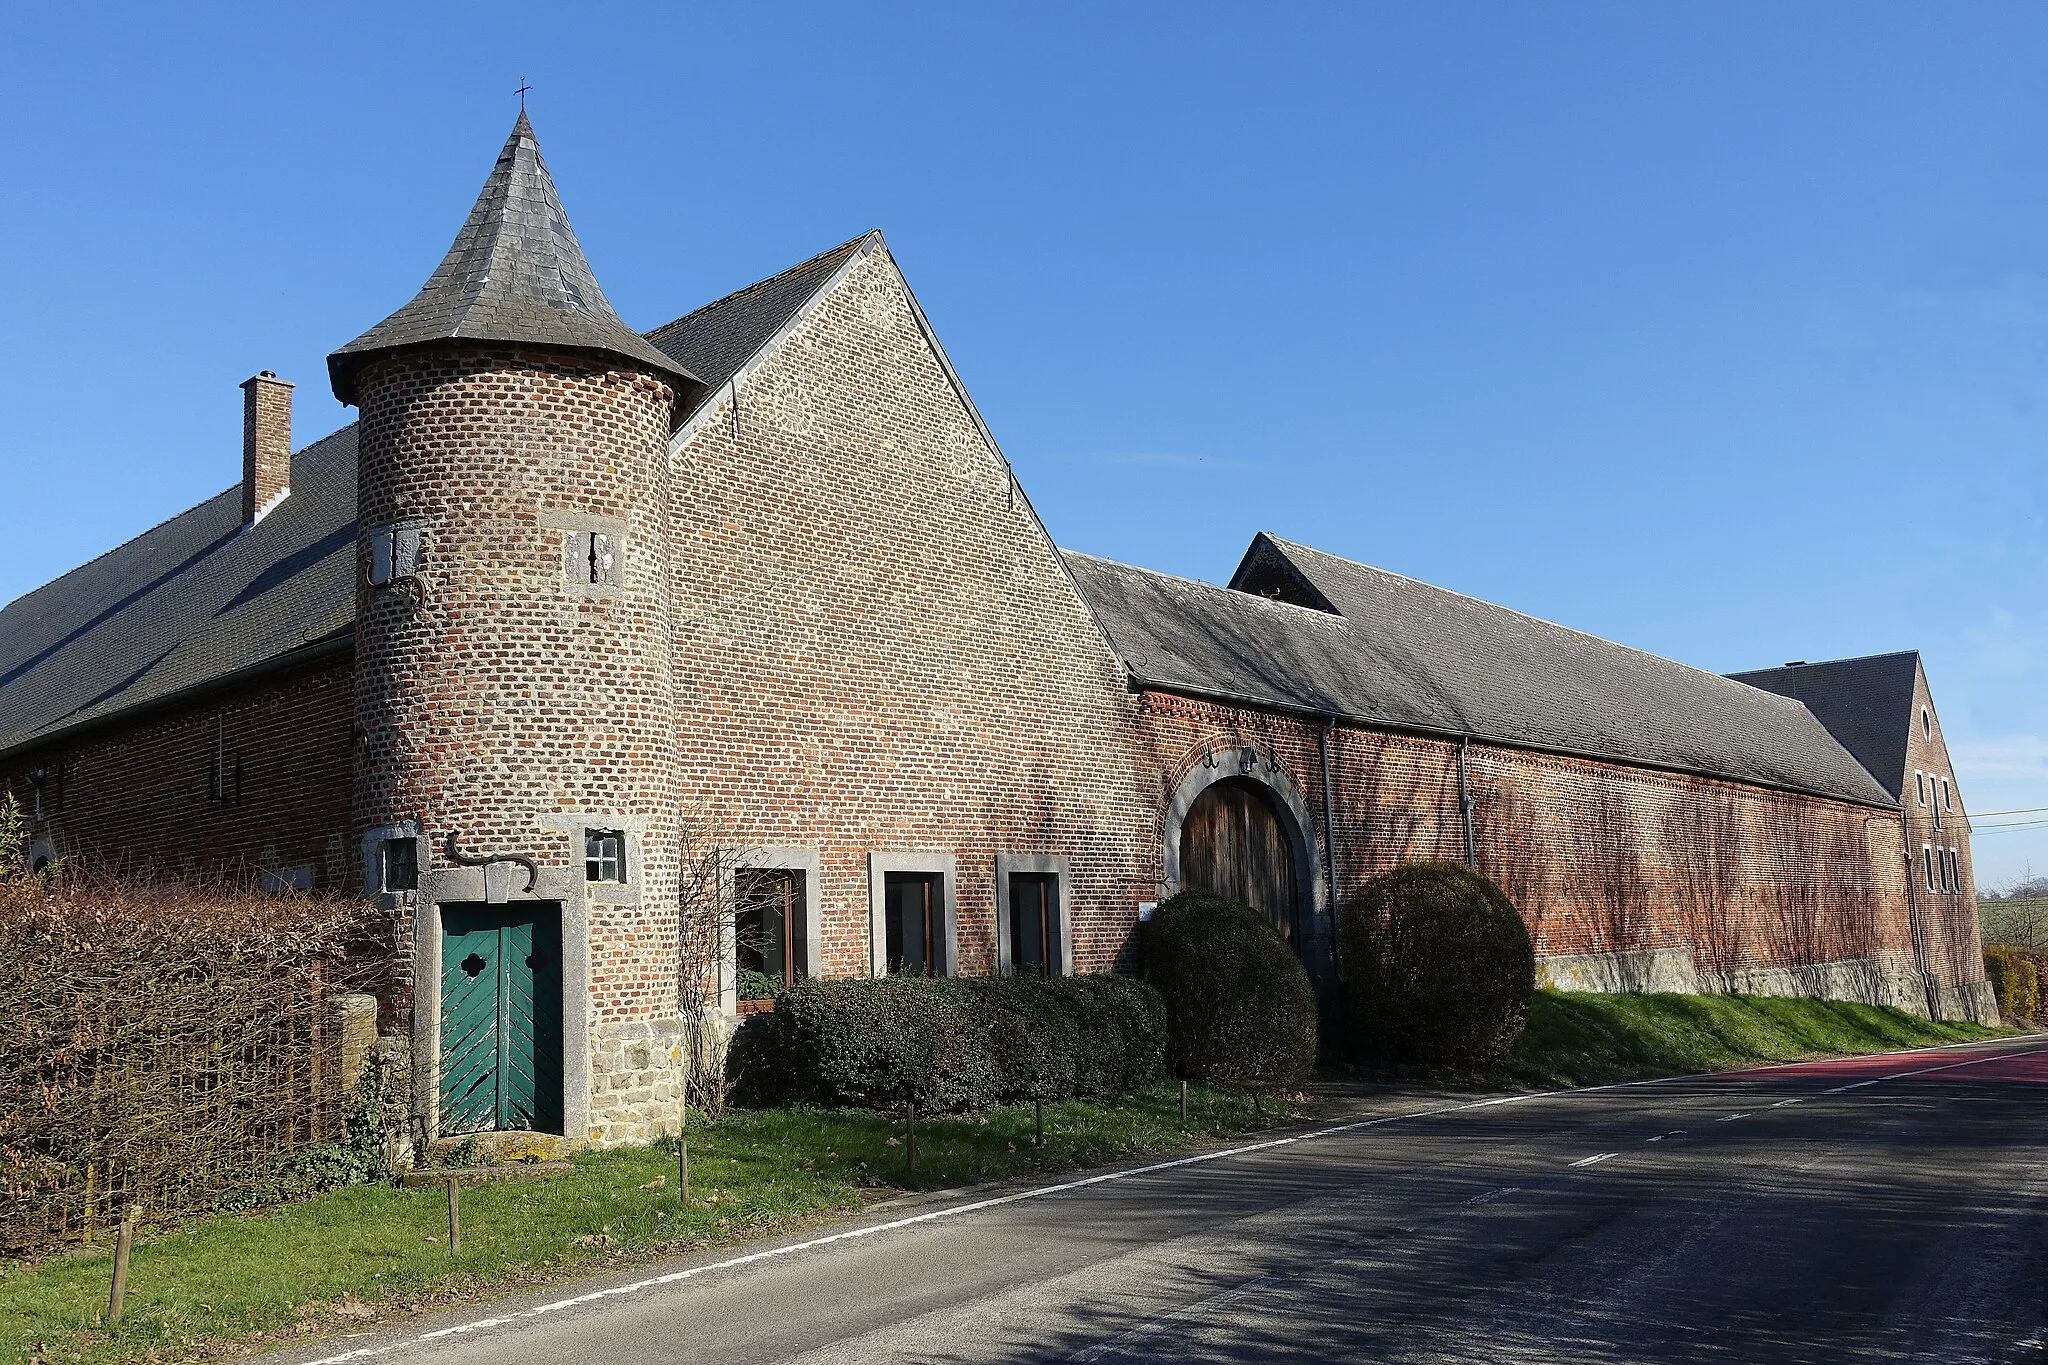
[734,968,780,1003]
[1339,861,1535,1068]
[1986,946,2042,1022]
[740,973,1165,1112]
[1140,891,1317,1092]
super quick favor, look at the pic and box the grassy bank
[1501,988,2011,1089]
[3,1083,1302,1365]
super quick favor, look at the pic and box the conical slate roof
[328,113,700,405]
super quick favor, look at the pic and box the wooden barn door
[1180,779,1299,944]
[439,904,564,1134]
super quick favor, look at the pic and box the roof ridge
[1729,648,1920,675]
[644,232,877,341]
[1062,549,1352,627]
[1263,533,1800,704]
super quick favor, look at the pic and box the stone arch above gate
[1162,743,1330,978]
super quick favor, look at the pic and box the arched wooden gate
[1178,777,1299,944]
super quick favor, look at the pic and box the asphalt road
[281,1036,2048,1365]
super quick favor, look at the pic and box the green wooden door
[439,904,563,1134]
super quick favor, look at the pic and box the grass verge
[1500,988,2013,1089]
[4,1083,1305,1365]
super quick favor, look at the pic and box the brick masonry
[2,240,1997,1154]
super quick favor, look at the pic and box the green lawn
[3,1084,1301,1365]
[1500,988,2011,1089]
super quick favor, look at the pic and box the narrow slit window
[1942,778,1952,810]
[585,829,626,884]
[1922,845,1935,893]
[1915,771,1927,807]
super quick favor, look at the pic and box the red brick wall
[1131,690,1925,983]
[662,240,1954,999]
[1900,661,1985,990]
[668,244,1163,980]
[351,347,683,1029]
[0,655,353,887]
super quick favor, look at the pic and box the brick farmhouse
[0,116,1993,1144]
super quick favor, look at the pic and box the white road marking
[1824,1080,1881,1094]
[1568,1153,1617,1168]
[1771,1098,1804,1108]
[292,1039,2048,1365]
[1716,1113,1750,1122]
[1465,1186,1520,1205]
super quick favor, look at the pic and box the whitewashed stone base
[1535,948,1996,1024]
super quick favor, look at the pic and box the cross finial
[516,77,532,112]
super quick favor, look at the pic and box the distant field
[1980,898,2048,951]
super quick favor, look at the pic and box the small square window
[585,829,626,884]
[379,837,418,893]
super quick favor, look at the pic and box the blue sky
[3,3,2044,885]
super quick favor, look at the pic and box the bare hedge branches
[0,818,388,1254]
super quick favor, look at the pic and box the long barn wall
[1130,690,1992,1022]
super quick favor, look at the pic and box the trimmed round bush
[1140,891,1317,1091]
[1338,861,1535,1068]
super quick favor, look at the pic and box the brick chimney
[240,371,294,525]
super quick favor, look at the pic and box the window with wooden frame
[884,871,943,976]
[1006,872,1060,978]
[734,868,808,998]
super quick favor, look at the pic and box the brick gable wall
[669,244,1163,978]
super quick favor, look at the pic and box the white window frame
[1923,844,1935,893]
[1942,778,1952,811]
[994,853,1074,978]
[1915,771,1927,807]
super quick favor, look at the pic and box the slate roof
[1064,536,1899,808]
[0,235,875,758]
[0,426,358,754]
[1726,652,1920,799]
[647,235,872,398]
[328,113,700,405]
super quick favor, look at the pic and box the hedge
[1139,891,1317,1092]
[1339,861,1535,1068]
[1985,945,2043,1022]
[736,973,1166,1112]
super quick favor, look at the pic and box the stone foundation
[585,1018,689,1147]
[1535,948,1992,1024]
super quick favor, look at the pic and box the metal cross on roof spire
[516,78,531,111]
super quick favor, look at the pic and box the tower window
[585,829,626,883]
[380,837,418,893]
[1942,778,1952,810]
[1922,707,1932,740]
[567,531,623,589]
[1922,845,1935,892]
[1915,771,1927,807]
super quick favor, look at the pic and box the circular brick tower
[330,113,702,1142]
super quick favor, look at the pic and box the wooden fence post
[446,1177,461,1256]
[107,1204,138,1326]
